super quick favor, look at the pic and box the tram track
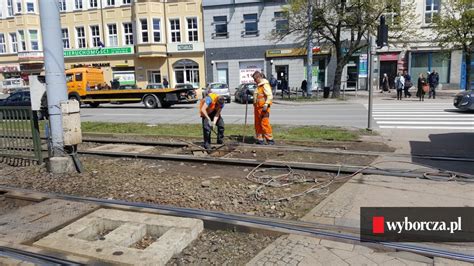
[80,137,474,163]
[1,185,473,263]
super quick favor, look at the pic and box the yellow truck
[65,68,197,108]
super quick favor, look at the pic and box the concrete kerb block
[33,209,204,265]
[47,156,76,174]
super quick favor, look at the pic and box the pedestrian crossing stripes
[365,103,474,130]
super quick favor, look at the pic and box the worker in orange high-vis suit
[200,92,226,150]
[252,71,274,145]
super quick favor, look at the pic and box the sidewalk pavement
[272,89,461,106]
[248,131,474,266]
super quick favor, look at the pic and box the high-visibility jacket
[253,79,273,108]
[200,93,222,117]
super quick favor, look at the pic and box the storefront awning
[266,47,331,58]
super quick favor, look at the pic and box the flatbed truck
[66,68,197,108]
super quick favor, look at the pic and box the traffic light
[377,15,388,48]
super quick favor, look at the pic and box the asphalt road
[80,101,369,128]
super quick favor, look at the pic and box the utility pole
[39,1,69,162]
[367,35,375,130]
[306,2,313,97]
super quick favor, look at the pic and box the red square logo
[373,216,385,234]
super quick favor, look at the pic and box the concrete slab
[87,144,154,154]
[0,256,35,266]
[301,174,474,228]
[34,208,204,266]
[0,199,98,244]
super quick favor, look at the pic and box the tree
[432,0,473,90]
[274,0,417,98]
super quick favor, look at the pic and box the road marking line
[373,114,474,117]
[373,111,469,114]
[377,121,473,125]
[379,126,473,130]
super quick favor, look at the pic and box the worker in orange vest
[200,92,226,150]
[252,71,274,145]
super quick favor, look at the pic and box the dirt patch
[0,195,32,215]
[0,156,346,220]
[167,230,276,266]
[227,147,377,166]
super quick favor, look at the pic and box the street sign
[64,47,134,57]
[359,54,368,78]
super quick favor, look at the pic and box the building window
[152,18,161,42]
[425,0,440,24]
[26,1,35,12]
[107,24,118,46]
[123,22,134,45]
[10,33,18,53]
[213,16,228,38]
[62,28,70,49]
[187,17,198,42]
[107,0,115,6]
[0,34,6,54]
[243,14,258,36]
[29,30,39,51]
[123,0,132,4]
[7,0,14,16]
[274,11,288,34]
[89,0,98,8]
[76,27,86,48]
[18,30,26,51]
[16,1,22,13]
[75,0,83,9]
[59,0,67,12]
[148,71,161,83]
[90,25,101,47]
[140,18,149,43]
[173,59,199,88]
[169,19,181,43]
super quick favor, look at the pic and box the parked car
[234,83,257,104]
[118,84,139,90]
[0,91,47,120]
[146,83,164,89]
[453,90,474,111]
[204,83,231,103]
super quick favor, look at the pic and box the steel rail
[1,186,473,263]
[0,246,83,265]
[78,137,474,163]
[78,150,474,180]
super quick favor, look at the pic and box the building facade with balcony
[0,0,206,89]
[202,0,330,91]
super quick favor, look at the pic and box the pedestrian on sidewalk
[269,75,278,96]
[380,73,390,93]
[417,73,427,102]
[301,80,308,97]
[395,72,405,100]
[252,71,274,145]
[428,70,439,99]
[403,70,412,98]
[200,93,225,150]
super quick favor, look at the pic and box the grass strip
[81,122,360,142]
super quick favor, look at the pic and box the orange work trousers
[254,106,273,141]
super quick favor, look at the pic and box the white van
[1,78,27,94]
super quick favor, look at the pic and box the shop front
[379,52,400,90]
[167,42,206,89]
[0,64,21,80]
[410,51,451,84]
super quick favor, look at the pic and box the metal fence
[0,106,43,163]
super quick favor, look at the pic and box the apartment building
[377,0,468,90]
[0,0,206,89]
[202,0,333,91]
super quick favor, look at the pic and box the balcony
[17,51,43,62]
[136,44,167,58]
